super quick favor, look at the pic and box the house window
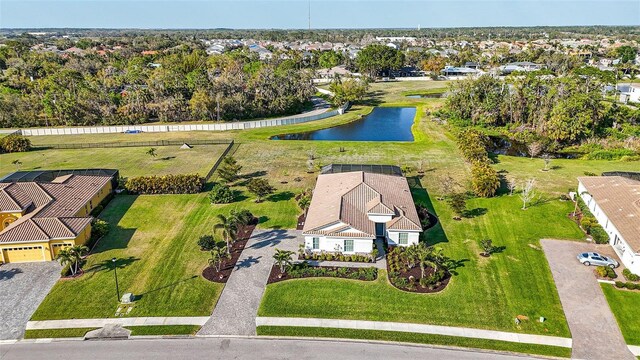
[312,237,319,250]
[398,233,408,245]
[344,239,354,252]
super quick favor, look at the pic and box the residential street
[541,239,635,360]
[0,337,543,360]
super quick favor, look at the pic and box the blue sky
[1,1,639,29]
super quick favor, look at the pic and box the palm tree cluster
[56,245,90,276]
[389,243,451,282]
[273,248,295,274]
[213,209,254,255]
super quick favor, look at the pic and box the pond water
[406,93,444,99]
[270,107,416,141]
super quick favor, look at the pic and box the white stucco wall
[304,235,374,254]
[386,230,420,247]
[367,214,394,223]
[579,181,640,275]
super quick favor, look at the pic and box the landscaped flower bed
[386,245,451,293]
[202,219,257,283]
[267,262,378,284]
[298,251,376,263]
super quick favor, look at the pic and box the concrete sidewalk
[255,317,573,348]
[197,229,300,336]
[26,317,209,330]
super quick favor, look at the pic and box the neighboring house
[248,44,273,60]
[0,171,115,263]
[619,84,640,104]
[302,166,422,255]
[498,61,543,74]
[577,175,640,275]
[441,65,483,78]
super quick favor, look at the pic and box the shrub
[623,269,639,282]
[457,129,489,163]
[615,281,625,289]
[217,156,242,183]
[61,263,72,277]
[583,148,637,161]
[580,217,597,234]
[197,235,217,251]
[471,162,500,198]
[590,226,609,244]
[0,134,31,153]
[208,183,236,204]
[596,266,616,279]
[125,174,204,194]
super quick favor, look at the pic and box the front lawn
[259,192,581,337]
[257,326,571,358]
[601,284,640,346]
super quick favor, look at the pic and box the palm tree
[230,209,254,227]
[146,147,157,158]
[416,247,437,279]
[69,245,89,275]
[273,248,295,274]
[214,214,237,254]
[56,248,76,276]
[209,245,230,272]
[403,243,420,269]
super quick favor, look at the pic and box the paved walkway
[541,239,635,360]
[26,317,209,330]
[0,262,61,340]
[197,229,300,336]
[256,317,572,348]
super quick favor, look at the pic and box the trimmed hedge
[208,182,236,204]
[596,266,616,279]
[615,281,640,291]
[125,174,204,194]
[590,226,609,244]
[623,269,639,282]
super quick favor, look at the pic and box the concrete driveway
[0,262,60,340]
[541,240,635,360]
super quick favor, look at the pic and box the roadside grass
[23,325,200,339]
[259,192,581,337]
[126,325,200,336]
[23,328,98,339]
[601,284,640,346]
[256,326,571,358]
[0,144,227,178]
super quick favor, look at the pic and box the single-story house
[302,168,422,255]
[0,172,114,263]
[577,175,640,275]
[620,84,640,104]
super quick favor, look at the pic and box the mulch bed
[416,205,439,230]
[267,264,376,284]
[202,219,257,283]
[296,213,306,230]
[386,255,450,294]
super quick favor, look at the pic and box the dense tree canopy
[355,44,405,78]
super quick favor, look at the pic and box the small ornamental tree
[197,235,217,251]
[146,147,158,157]
[480,239,495,256]
[209,245,230,272]
[273,248,295,274]
[519,178,537,210]
[217,156,242,184]
[0,135,32,153]
[208,183,236,204]
[471,163,500,198]
[447,192,467,219]
[247,178,275,202]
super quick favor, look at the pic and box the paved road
[0,337,544,360]
[0,262,60,340]
[541,239,635,360]
[197,229,300,336]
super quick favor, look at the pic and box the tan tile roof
[303,171,422,237]
[0,174,111,244]
[578,176,640,252]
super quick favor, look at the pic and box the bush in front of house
[286,262,377,281]
[0,134,32,153]
[300,251,376,263]
[596,266,616,279]
[580,217,597,234]
[590,225,609,244]
[125,174,204,194]
[623,269,639,282]
[197,235,217,251]
[615,281,640,291]
[208,182,236,204]
[85,219,109,249]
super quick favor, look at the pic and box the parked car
[577,252,619,268]
[123,129,143,134]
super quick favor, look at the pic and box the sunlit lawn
[602,284,640,346]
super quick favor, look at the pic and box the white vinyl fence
[20,106,346,137]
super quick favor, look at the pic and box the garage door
[52,243,72,258]
[2,246,45,263]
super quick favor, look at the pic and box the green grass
[24,328,98,339]
[601,284,640,346]
[126,325,200,336]
[0,144,228,178]
[259,192,581,337]
[256,326,571,358]
[23,325,200,339]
